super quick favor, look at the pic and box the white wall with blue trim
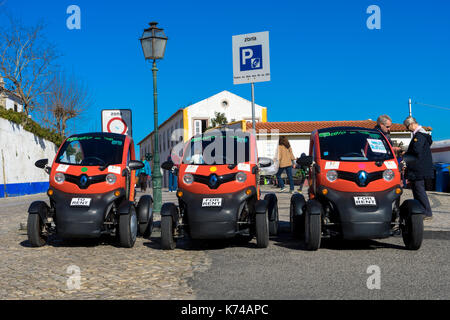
[0,117,58,197]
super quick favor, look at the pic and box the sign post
[101,109,133,137]
[232,31,270,161]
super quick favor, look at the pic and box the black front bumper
[49,189,124,239]
[178,187,256,239]
[319,186,401,240]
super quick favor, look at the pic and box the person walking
[167,151,178,192]
[296,153,309,192]
[403,116,434,220]
[136,155,151,192]
[276,136,296,193]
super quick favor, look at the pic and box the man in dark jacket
[403,116,433,220]
[374,114,401,153]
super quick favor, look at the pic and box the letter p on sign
[239,45,263,71]
[241,49,253,65]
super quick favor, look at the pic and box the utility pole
[409,98,412,117]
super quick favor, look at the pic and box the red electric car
[291,127,424,250]
[160,129,278,250]
[28,132,153,248]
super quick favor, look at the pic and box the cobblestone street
[0,190,211,300]
[0,186,449,299]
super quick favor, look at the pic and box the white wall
[0,117,57,196]
[186,91,266,139]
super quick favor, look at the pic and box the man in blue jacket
[403,116,433,220]
[136,155,151,192]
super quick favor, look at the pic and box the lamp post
[140,22,168,213]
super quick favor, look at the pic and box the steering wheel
[341,152,363,157]
[81,157,106,166]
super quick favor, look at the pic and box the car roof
[67,132,129,140]
[316,126,379,133]
[190,130,253,140]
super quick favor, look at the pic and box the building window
[194,119,208,135]
[14,104,17,112]
[194,120,201,135]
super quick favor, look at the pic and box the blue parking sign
[240,45,263,71]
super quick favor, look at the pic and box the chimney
[0,76,4,89]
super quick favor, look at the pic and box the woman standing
[276,136,296,192]
[167,150,178,192]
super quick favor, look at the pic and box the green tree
[209,112,228,128]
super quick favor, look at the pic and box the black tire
[161,215,176,250]
[269,206,279,236]
[402,214,424,250]
[137,196,154,238]
[140,214,153,238]
[290,201,304,239]
[264,194,279,236]
[27,214,47,247]
[255,213,269,248]
[305,213,321,251]
[119,206,138,248]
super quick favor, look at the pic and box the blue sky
[3,0,450,145]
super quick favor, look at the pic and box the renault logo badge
[357,171,368,186]
[209,174,218,186]
[80,175,88,186]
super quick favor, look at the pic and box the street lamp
[140,22,168,214]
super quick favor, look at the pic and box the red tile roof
[246,120,432,134]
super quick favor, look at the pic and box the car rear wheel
[137,195,153,238]
[264,193,279,236]
[161,215,176,250]
[290,200,304,239]
[269,206,279,236]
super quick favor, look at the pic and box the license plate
[70,198,92,207]
[354,196,376,206]
[202,198,222,207]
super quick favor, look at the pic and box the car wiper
[99,163,111,171]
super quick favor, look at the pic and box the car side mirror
[161,160,174,171]
[296,155,313,167]
[35,159,48,169]
[258,157,273,168]
[128,160,144,171]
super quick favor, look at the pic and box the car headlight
[106,173,116,185]
[236,172,247,183]
[54,172,65,184]
[183,173,194,185]
[326,170,338,182]
[383,169,395,181]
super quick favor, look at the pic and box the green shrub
[0,108,64,146]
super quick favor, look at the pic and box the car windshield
[56,135,125,166]
[318,129,394,162]
[183,132,250,165]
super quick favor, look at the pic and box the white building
[138,90,268,187]
[0,77,24,113]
